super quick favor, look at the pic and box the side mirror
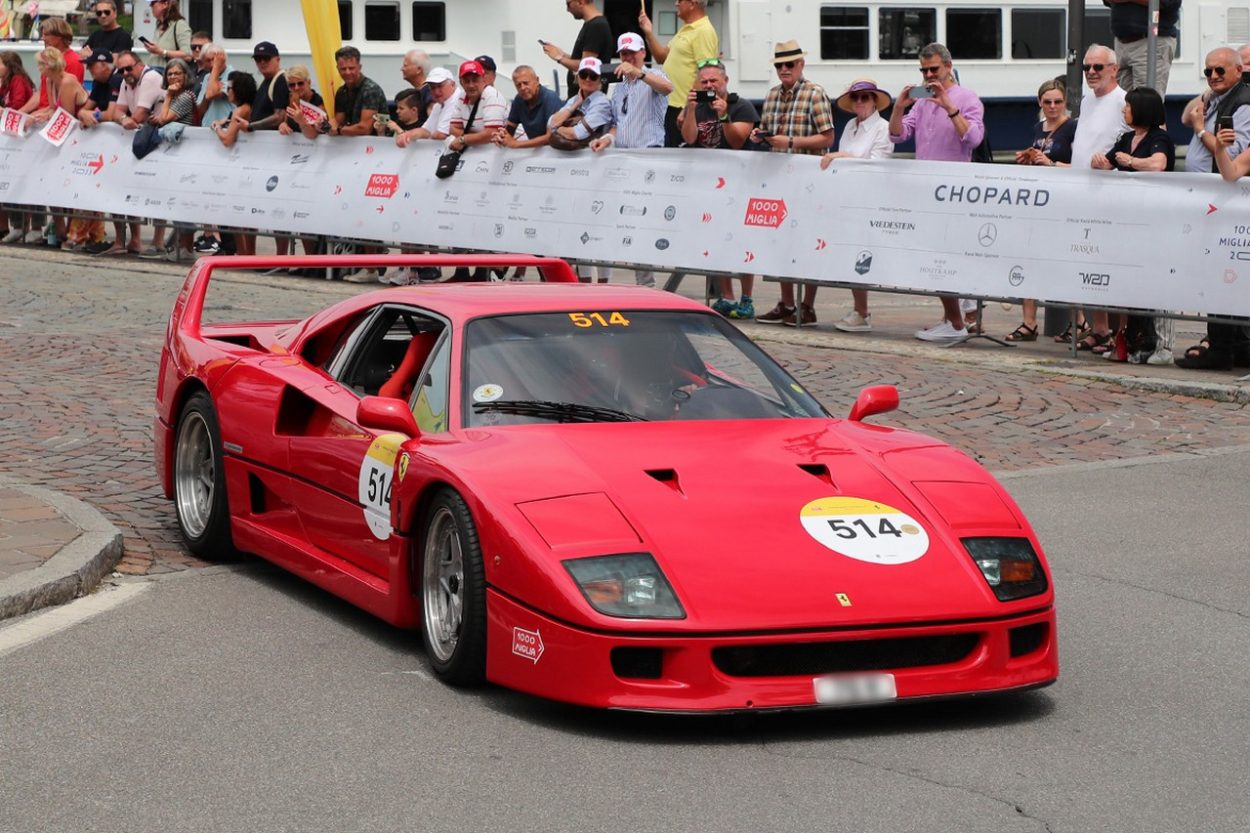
[357,395,420,437]
[847,385,899,422]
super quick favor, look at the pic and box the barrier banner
[1,125,1249,317]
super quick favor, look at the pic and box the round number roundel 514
[800,497,929,565]
[358,433,407,540]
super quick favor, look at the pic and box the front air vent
[713,634,981,677]
[798,463,834,486]
[645,469,683,495]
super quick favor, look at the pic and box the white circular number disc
[801,497,929,565]
[473,383,504,403]
[357,433,406,540]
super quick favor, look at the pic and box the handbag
[548,108,598,151]
[132,121,162,159]
[435,97,479,179]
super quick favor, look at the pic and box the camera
[599,63,624,83]
[694,89,716,103]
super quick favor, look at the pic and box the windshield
[463,311,827,426]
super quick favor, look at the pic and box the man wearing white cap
[396,66,457,145]
[592,33,671,151]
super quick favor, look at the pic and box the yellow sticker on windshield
[569,312,631,328]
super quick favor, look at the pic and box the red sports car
[155,255,1057,712]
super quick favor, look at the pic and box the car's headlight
[962,538,1048,601]
[563,553,685,619]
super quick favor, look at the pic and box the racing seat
[379,331,439,400]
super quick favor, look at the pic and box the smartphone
[1219,115,1235,132]
[694,89,716,103]
[910,84,934,99]
[538,39,548,46]
[139,36,153,45]
[755,127,773,138]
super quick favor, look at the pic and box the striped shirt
[759,78,835,155]
[609,68,669,149]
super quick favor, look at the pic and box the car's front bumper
[485,590,1058,712]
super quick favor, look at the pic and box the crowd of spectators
[1,0,1248,366]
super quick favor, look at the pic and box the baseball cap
[425,66,454,85]
[458,59,485,78]
[252,41,280,60]
[473,55,497,73]
[84,48,113,66]
[617,33,644,54]
[577,56,602,77]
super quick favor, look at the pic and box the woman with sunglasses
[819,79,894,333]
[1002,79,1078,343]
[144,0,192,69]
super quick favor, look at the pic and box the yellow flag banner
[301,0,344,119]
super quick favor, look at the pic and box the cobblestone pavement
[2,249,1249,575]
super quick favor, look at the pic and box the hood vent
[798,463,835,486]
[645,468,684,496]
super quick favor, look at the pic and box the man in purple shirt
[889,43,986,342]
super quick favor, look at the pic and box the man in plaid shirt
[753,40,835,326]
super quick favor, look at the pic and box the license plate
[812,672,898,706]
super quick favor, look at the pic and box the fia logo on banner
[1,107,30,137]
[39,108,77,148]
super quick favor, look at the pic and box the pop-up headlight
[564,553,685,619]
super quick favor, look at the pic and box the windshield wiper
[473,400,648,423]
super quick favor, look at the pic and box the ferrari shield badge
[358,433,406,540]
[800,497,929,565]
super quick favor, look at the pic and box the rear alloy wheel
[420,490,487,685]
[173,392,234,558]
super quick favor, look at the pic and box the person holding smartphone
[144,0,192,69]
[889,42,986,343]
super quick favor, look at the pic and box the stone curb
[0,474,124,621]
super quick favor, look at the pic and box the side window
[879,8,935,60]
[1011,9,1065,60]
[412,2,446,40]
[412,334,451,433]
[338,0,354,40]
[324,307,445,398]
[365,0,401,40]
[946,9,1001,60]
[820,6,870,60]
[223,0,252,40]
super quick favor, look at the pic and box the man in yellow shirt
[639,0,718,146]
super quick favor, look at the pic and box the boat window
[187,0,212,38]
[1081,8,1114,53]
[656,10,679,39]
[365,0,401,41]
[338,0,354,40]
[819,6,870,60]
[412,2,446,41]
[878,8,934,60]
[946,9,1000,60]
[223,0,251,40]
[1011,9,1065,59]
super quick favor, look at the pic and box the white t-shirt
[838,110,893,160]
[116,67,164,117]
[449,85,508,133]
[1070,86,1128,169]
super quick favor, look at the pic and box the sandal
[1054,319,1090,343]
[1005,322,1038,342]
[1077,330,1113,352]
[1091,330,1121,355]
[1175,340,1233,370]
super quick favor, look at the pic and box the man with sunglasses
[80,1,133,63]
[1106,0,1180,94]
[752,40,835,326]
[888,42,985,342]
[1173,46,1250,370]
[639,0,718,147]
[236,41,289,132]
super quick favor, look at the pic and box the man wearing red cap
[445,59,508,152]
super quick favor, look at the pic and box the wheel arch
[158,377,212,498]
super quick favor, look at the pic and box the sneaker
[342,269,378,284]
[711,297,736,316]
[915,320,969,342]
[757,302,795,324]
[729,297,755,320]
[783,304,817,327]
[60,240,83,252]
[83,240,114,255]
[137,246,166,259]
[193,236,221,254]
[416,267,442,283]
[0,228,22,244]
[385,267,412,286]
[23,230,44,244]
[1146,349,1174,365]
[834,311,872,333]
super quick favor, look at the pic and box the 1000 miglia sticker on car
[800,497,930,565]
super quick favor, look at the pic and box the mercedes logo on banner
[978,223,998,247]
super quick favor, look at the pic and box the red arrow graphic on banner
[87,155,104,174]
[701,213,712,223]
[744,251,755,263]
[375,205,385,214]
[715,177,726,189]
[1207,204,1218,215]
[815,239,827,251]
[334,185,343,195]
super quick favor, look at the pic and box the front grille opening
[712,634,980,678]
[1008,623,1048,658]
[611,647,664,680]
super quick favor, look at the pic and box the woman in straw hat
[820,79,894,333]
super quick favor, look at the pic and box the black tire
[419,489,487,686]
[172,391,235,558]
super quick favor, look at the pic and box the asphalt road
[2,441,1248,833]
[2,248,1248,832]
